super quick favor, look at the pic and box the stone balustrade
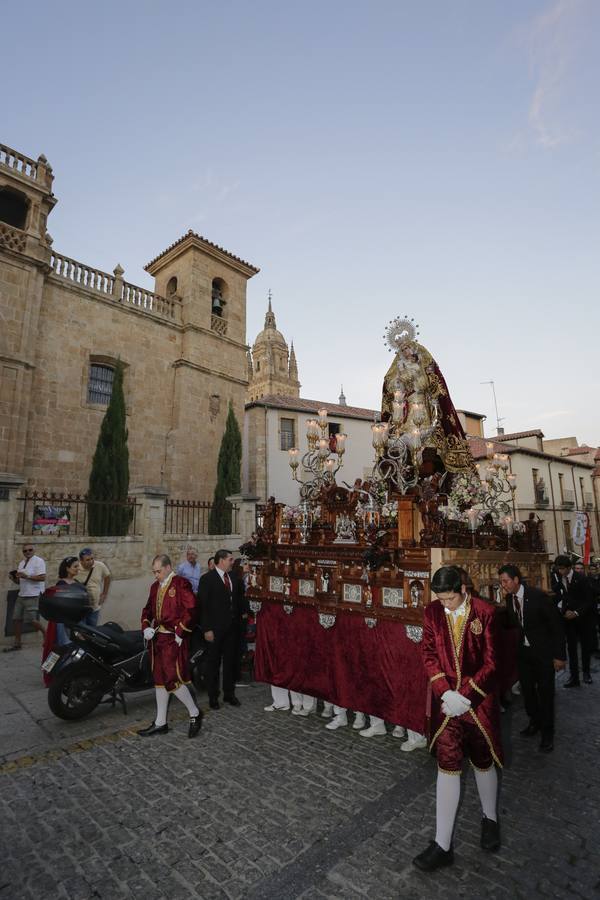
[0,221,27,253]
[51,252,114,293]
[49,252,181,323]
[211,313,228,335]
[0,143,39,180]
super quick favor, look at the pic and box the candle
[288,447,299,470]
[336,433,347,455]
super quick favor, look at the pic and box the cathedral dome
[252,298,288,351]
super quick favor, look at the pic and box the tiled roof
[245,394,378,421]
[468,435,595,468]
[564,445,595,455]
[145,229,259,273]
[495,429,544,441]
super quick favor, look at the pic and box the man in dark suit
[197,549,242,710]
[551,555,595,686]
[498,565,566,753]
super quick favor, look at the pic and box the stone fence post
[0,474,25,593]
[227,493,259,543]
[129,485,169,571]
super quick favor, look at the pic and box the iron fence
[164,498,239,535]
[18,492,140,536]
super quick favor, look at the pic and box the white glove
[441,690,471,717]
[174,634,183,646]
[143,627,155,641]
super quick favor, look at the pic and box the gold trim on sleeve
[430,672,446,683]
[469,678,487,698]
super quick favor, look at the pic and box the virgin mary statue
[381,318,474,475]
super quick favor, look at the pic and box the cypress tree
[208,401,242,534]
[87,362,130,535]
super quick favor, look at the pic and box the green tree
[208,401,242,534]
[87,362,130,535]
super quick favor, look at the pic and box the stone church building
[0,141,259,498]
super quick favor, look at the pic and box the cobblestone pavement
[1,649,599,899]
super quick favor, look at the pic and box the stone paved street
[1,647,599,899]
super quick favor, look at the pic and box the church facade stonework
[0,142,259,497]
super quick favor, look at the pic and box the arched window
[0,187,29,230]
[88,363,115,405]
[166,276,178,297]
[256,360,260,372]
[211,277,227,317]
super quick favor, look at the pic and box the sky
[4,0,599,444]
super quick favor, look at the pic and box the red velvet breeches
[433,712,496,773]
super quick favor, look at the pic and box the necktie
[514,594,523,627]
[224,572,232,593]
[452,614,464,647]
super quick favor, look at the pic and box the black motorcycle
[39,585,207,721]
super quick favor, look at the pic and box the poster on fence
[33,504,70,535]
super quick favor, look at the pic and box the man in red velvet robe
[137,554,202,738]
[413,565,503,872]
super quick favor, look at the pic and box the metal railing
[164,498,239,534]
[584,492,594,509]
[18,492,140,536]
[561,489,575,508]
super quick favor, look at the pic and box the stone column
[112,263,124,301]
[227,493,258,542]
[129,485,169,570]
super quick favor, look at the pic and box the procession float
[245,318,548,732]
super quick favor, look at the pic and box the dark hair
[79,548,93,559]
[454,566,474,591]
[498,564,522,581]
[431,566,462,594]
[152,554,171,568]
[554,555,572,568]
[207,556,215,565]
[215,549,232,565]
[58,556,78,578]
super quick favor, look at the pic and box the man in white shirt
[75,549,111,627]
[5,544,46,651]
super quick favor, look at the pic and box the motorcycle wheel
[47,663,107,720]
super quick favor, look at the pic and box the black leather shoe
[520,722,539,737]
[209,700,220,710]
[564,679,580,688]
[583,673,593,684]
[481,816,501,851]
[137,722,169,737]
[412,840,454,872]
[188,712,203,738]
[224,696,241,707]
[539,734,554,752]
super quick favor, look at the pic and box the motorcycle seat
[92,625,145,654]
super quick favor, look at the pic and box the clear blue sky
[5,0,599,443]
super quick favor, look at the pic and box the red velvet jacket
[141,574,197,639]
[422,595,503,765]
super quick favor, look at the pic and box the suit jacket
[551,572,594,620]
[422,596,503,765]
[506,585,565,662]
[197,568,242,636]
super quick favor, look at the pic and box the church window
[280,418,295,451]
[211,278,227,317]
[328,422,341,437]
[88,364,115,405]
[0,187,29,229]
[166,276,178,296]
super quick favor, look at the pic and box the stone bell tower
[0,144,56,475]
[247,295,301,401]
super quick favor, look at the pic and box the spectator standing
[198,549,243,709]
[55,556,85,645]
[4,544,46,652]
[552,555,595,686]
[75,549,111,627]
[207,556,216,572]
[498,564,565,753]
[176,545,201,594]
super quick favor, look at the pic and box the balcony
[584,492,594,509]
[561,489,575,509]
[534,486,549,507]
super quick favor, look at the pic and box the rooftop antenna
[481,380,505,435]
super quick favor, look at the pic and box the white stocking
[474,767,498,821]
[435,771,461,851]
[154,686,169,727]
[173,684,200,718]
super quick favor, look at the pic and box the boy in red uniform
[138,554,202,738]
[413,565,502,871]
